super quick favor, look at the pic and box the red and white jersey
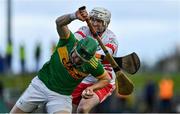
[74,26,119,84]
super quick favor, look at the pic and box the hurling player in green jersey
[10,8,111,114]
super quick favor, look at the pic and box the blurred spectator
[0,54,5,73]
[5,41,13,73]
[143,78,157,112]
[0,81,9,112]
[158,76,174,112]
[34,42,41,72]
[19,44,26,73]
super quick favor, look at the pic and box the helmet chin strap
[69,46,87,68]
[69,50,82,68]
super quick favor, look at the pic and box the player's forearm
[92,79,110,91]
[91,72,111,91]
[55,13,77,27]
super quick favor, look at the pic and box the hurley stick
[79,6,134,95]
[99,52,140,75]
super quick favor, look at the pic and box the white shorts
[15,76,72,113]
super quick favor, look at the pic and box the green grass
[0,73,35,90]
[0,72,180,94]
[130,72,180,94]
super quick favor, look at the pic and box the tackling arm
[82,70,111,99]
[90,70,111,91]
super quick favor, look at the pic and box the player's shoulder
[76,26,90,36]
[74,26,90,40]
[104,29,117,38]
[78,26,89,32]
[103,29,119,46]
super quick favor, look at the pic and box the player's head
[70,36,97,66]
[89,7,111,34]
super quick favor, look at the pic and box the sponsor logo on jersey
[58,47,87,79]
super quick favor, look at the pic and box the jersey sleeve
[57,31,76,47]
[96,37,118,57]
[103,30,119,56]
[87,57,105,77]
[105,37,118,56]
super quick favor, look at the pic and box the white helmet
[89,7,111,27]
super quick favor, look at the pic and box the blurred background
[0,0,180,113]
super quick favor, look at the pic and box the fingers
[76,9,89,21]
[79,10,88,19]
[81,88,94,99]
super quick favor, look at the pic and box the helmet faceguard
[73,36,98,62]
[89,7,111,28]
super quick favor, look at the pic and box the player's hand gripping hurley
[79,6,134,95]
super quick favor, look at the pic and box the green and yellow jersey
[38,31,105,95]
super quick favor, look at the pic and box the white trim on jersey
[74,26,119,84]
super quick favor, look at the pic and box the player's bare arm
[56,14,72,39]
[56,9,88,39]
[92,71,111,91]
[82,71,110,99]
